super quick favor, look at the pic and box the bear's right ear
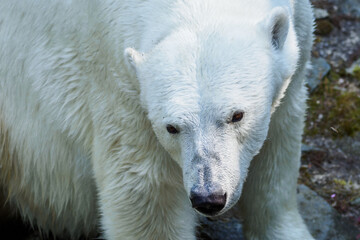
[259,7,290,50]
[124,47,145,73]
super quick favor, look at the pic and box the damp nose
[190,186,226,216]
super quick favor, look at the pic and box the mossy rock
[305,74,360,138]
[346,58,360,80]
[315,19,334,36]
[353,66,360,80]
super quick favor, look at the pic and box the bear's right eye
[166,124,179,134]
[231,111,244,123]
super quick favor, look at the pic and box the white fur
[0,0,314,239]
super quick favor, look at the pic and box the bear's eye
[166,124,179,134]
[231,111,244,123]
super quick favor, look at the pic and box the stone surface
[337,0,360,18]
[198,217,244,240]
[351,198,360,207]
[306,57,331,92]
[346,58,360,75]
[298,184,359,240]
[313,8,330,19]
[334,132,360,157]
[198,185,360,240]
[311,0,360,69]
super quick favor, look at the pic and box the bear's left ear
[124,47,145,73]
[259,7,290,50]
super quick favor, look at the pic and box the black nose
[190,188,226,216]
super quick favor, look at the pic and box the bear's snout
[189,186,226,216]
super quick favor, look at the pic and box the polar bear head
[125,7,298,216]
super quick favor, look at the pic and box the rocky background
[1,0,360,239]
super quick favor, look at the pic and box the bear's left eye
[166,124,179,134]
[231,111,244,123]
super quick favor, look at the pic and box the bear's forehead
[147,50,272,113]
[151,55,271,102]
[153,34,269,82]
[143,24,273,118]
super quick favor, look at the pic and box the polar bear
[0,0,314,239]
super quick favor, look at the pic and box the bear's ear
[260,7,290,50]
[124,47,145,72]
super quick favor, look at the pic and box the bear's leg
[91,133,196,240]
[239,80,314,240]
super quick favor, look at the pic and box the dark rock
[198,185,360,240]
[198,217,244,240]
[306,57,331,92]
[351,198,360,207]
[315,19,334,36]
[311,0,360,69]
[337,0,360,18]
[298,184,360,240]
[333,132,360,157]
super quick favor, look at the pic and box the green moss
[353,66,360,80]
[315,19,334,36]
[330,92,360,136]
[305,75,360,138]
[314,36,322,44]
[333,178,347,186]
[328,70,340,81]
